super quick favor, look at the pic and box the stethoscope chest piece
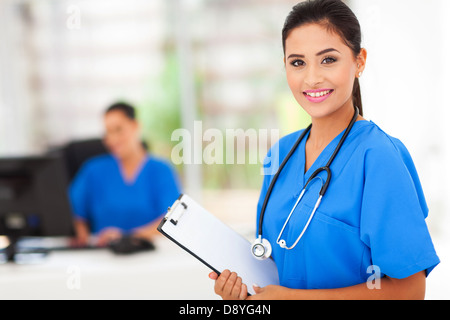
[251,236,272,260]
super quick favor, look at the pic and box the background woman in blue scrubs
[69,103,181,247]
[209,0,440,299]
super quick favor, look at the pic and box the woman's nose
[304,65,323,88]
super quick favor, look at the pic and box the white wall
[0,0,37,156]
[350,0,450,234]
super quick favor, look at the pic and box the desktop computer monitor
[0,154,74,261]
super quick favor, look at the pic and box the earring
[358,71,363,78]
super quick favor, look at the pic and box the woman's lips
[303,89,334,103]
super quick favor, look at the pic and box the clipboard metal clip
[164,199,188,226]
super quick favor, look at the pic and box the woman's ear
[356,48,368,78]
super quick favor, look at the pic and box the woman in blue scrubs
[210,0,439,299]
[69,103,181,246]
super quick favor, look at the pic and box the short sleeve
[153,160,182,217]
[360,142,440,279]
[68,163,92,221]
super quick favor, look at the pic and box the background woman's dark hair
[282,0,364,116]
[105,102,136,120]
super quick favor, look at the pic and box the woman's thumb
[253,284,262,294]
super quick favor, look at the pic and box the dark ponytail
[282,0,363,116]
[352,78,362,115]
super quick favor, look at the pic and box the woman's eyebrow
[287,53,305,59]
[316,48,340,56]
[287,48,340,60]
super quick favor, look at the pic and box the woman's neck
[308,103,358,149]
[118,145,147,180]
[304,101,361,173]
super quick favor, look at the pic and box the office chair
[59,138,149,182]
[61,138,108,181]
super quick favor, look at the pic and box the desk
[0,236,219,300]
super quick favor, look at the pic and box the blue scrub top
[69,154,181,234]
[257,120,440,290]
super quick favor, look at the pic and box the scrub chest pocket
[280,204,368,290]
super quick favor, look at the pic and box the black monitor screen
[0,155,74,238]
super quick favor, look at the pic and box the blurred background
[0,0,449,299]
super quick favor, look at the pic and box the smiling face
[285,23,365,119]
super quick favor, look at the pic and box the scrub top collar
[292,120,371,195]
[112,153,151,186]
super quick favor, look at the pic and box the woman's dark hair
[105,102,136,120]
[282,0,363,116]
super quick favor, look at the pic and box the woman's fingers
[214,269,231,295]
[97,227,123,246]
[239,283,248,300]
[208,272,218,280]
[230,274,242,297]
[211,269,247,300]
[223,272,238,296]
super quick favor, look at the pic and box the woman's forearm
[72,218,90,245]
[282,271,426,300]
[132,217,164,240]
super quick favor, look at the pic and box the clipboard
[157,194,279,295]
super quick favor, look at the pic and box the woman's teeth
[305,90,332,97]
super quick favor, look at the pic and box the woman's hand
[209,270,248,300]
[131,218,162,241]
[247,284,291,300]
[209,270,293,300]
[71,219,90,247]
[97,227,123,246]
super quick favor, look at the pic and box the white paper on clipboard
[157,194,279,295]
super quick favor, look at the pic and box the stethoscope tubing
[276,187,323,250]
[257,107,360,246]
[257,124,311,236]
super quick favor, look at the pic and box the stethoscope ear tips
[251,237,272,260]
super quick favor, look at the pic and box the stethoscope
[251,107,360,260]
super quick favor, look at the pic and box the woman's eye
[290,59,305,67]
[322,57,337,64]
